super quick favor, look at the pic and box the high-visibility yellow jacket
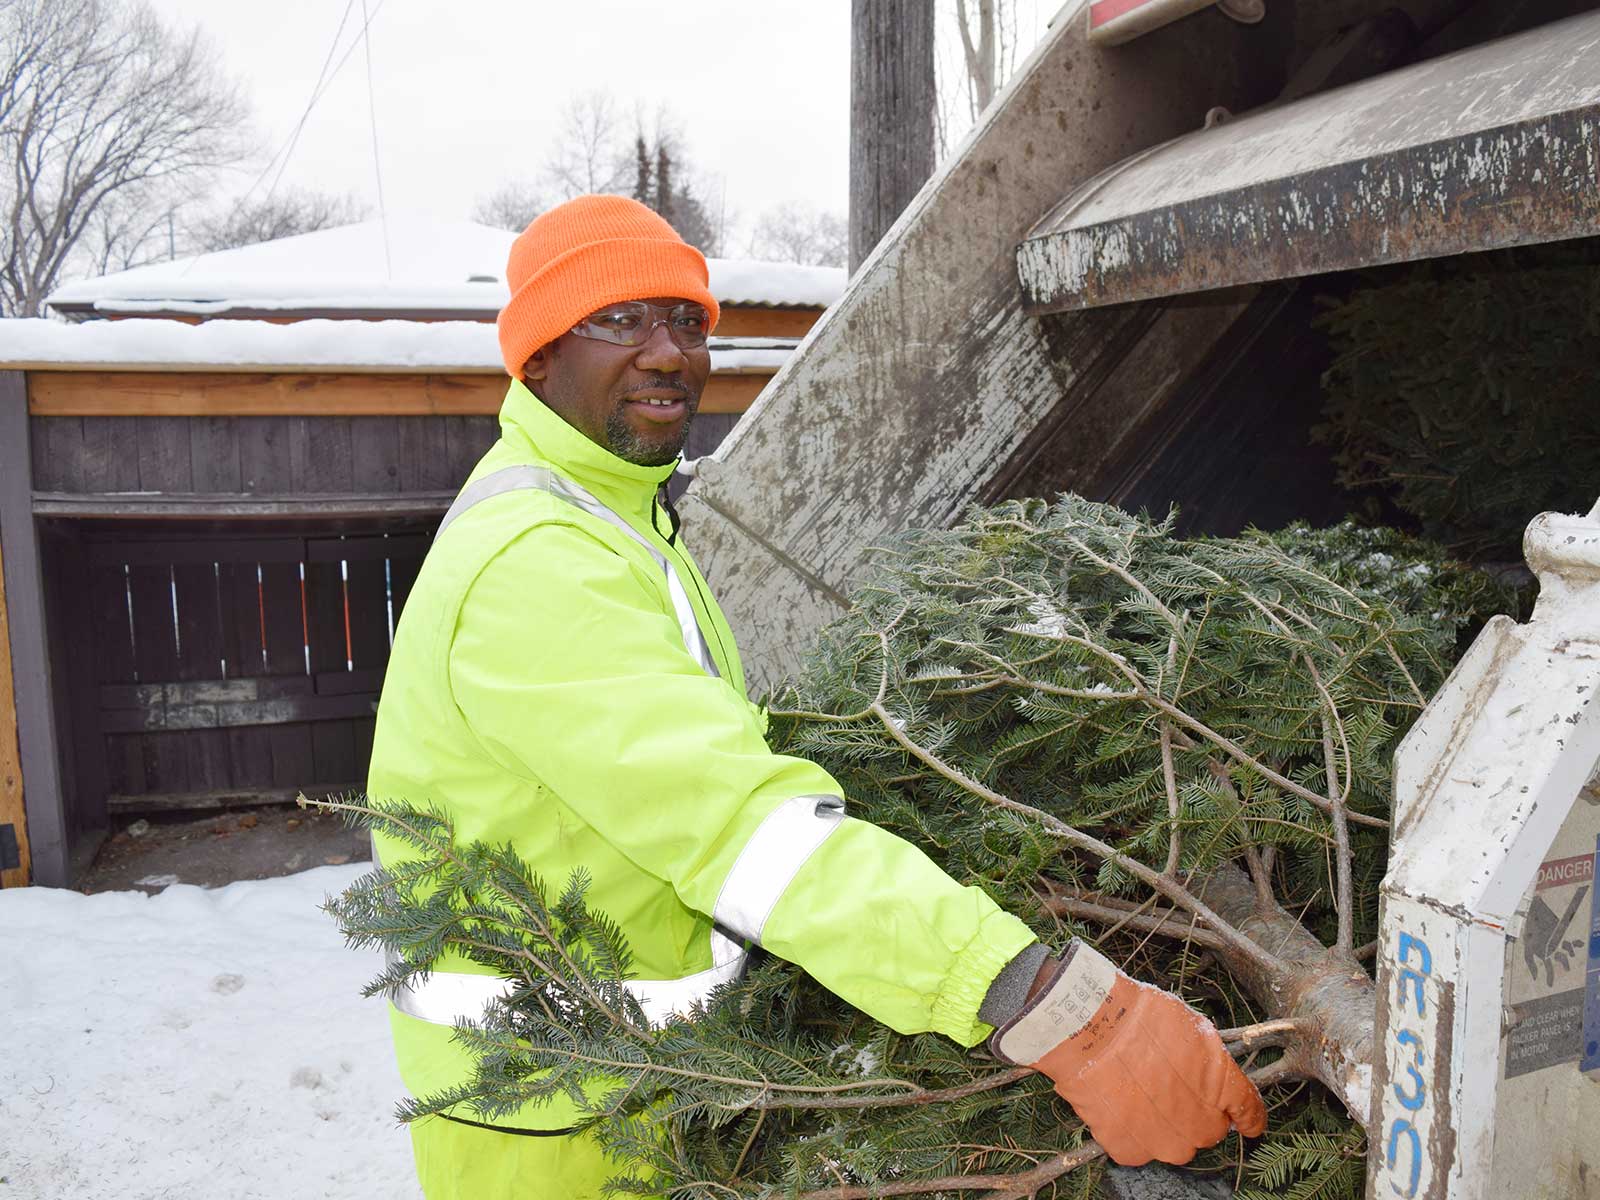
[368,381,1036,1131]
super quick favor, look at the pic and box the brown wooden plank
[289,415,354,492]
[33,493,455,520]
[127,563,178,683]
[0,531,31,887]
[223,560,265,678]
[189,416,243,492]
[303,558,348,675]
[95,688,377,732]
[52,530,109,836]
[88,563,137,684]
[684,412,740,460]
[104,733,144,797]
[185,728,234,792]
[268,722,316,789]
[699,373,769,414]
[352,716,375,788]
[1,373,66,885]
[101,676,317,709]
[237,416,291,494]
[28,372,510,417]
[172,561,224,682]
[106,781,362,815]
[398,416,456,491]
[226,726,275,789]
[259,561,307,678]
[136,417,195,491]
[444,415,494,485]
[350,416,402,493]
[311,719,358,786]
[387,538,427,625]
[79,417,143,492]
[713,308,823,338]
[142,731,191,795]
[32,417,86,492]
[343,555,391,671]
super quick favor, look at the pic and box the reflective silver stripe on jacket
[713,794,846,944]
[385,928,747,1029]
[438,464,720,678]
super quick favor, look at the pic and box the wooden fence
[0,367,742,886]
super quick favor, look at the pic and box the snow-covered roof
[0,317,796,374]
[46,218,846,318]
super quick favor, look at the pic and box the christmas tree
[321,497,1509,1198]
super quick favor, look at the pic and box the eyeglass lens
[576,302,709,348]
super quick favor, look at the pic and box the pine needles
[320,497,1509,1197]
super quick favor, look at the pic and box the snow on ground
[0,867,422,1200]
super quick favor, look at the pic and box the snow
[0,317,798,374]
[45,219,846,315]
[0,867,422,1200]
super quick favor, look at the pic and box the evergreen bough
[322,496,1510,1198]
[1315,241,1600,558]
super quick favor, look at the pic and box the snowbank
[0,868,422,1200]
[45,218,846,315]
[0,318,797,374]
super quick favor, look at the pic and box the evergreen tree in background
[323,497,1510,1198]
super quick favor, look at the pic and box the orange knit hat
[496,194,720,380]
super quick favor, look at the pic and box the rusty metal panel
[1019,11,1600,313]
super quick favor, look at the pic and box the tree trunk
[849,0,936,273]
[1196,864,1376,1119]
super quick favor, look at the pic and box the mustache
[620,376,693,400]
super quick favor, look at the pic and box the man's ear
[522,346,550,385]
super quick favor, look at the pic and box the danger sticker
[1536,853,1595,892]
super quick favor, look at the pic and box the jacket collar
[498,379,678,522]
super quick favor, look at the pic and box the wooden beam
[713,308,823,338]
[33,492,456,519]
[107,782,363,815]
[0,531,29,887]
[700,373,770,414]
[27,368,775,418]
[28,371,508,417]
[0,371,67,885]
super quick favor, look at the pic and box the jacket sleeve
[448,520,1037,1046]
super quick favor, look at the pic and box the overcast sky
[142,1,1049,253]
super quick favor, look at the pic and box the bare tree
[748,203,848,268]
[0,0,249,316]
[190,188,368,253]
[543,90,629,200]
[471,179,547,232]
[936,0,1028,156]
[475,94,723,253]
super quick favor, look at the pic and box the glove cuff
[987,940,1121,1066]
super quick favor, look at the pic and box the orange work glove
[988,942,1266,1166]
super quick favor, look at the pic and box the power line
[261,0,359,204]
[182,0,386,275]
[359,0,392,280]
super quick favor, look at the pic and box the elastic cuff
[930,909,1040,1047]
[977,941,1051,1026]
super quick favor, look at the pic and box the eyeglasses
[569,301,711,350]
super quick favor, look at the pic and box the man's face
[523,295,712,467]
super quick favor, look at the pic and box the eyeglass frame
[568,300,712,350]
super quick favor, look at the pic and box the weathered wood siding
[29,414,501,498]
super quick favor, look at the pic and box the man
[368,194,1265,1198]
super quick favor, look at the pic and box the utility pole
[849,0,936,273]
